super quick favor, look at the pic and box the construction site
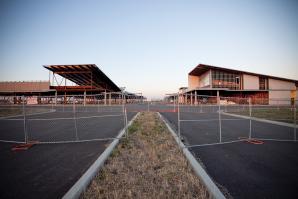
[0,64,144,105]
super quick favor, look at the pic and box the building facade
[184,64,297,105]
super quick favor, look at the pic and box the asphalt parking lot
[1,103,297,199]
[0,106,137,199]
[0,105,128,143]
[160,106,298,199]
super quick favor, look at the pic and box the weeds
[82,112,209,199]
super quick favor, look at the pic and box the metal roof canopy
[44,64,121,92]
[189,64,298,83]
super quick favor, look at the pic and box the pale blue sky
[0,0,297,99]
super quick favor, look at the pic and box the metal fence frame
[176,94,298,148]
[0,93,130,144]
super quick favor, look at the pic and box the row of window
[211,70,240,90]
[210,70,269,90]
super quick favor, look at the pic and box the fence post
[218,96,222,143]
[51,96,54,111]
[122,103,126,138]
[119,93,121,105]
[83,91,86,107]
[249,97,252,139]
[63,95,65,112]
[200,101,203,113]
[125,107,128,138]
[97,95,100,112]
[121,92,123,105]
[73,98,79,141]
[178,92,181,140]
[294,106,296,141]
[23,96,28,144]
[174,95,177,112]
[123,102,128,138]
[55,91,57,106]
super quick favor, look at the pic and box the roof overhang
[44,64,121,92]
[189,64,298,83]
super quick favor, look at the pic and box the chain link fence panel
[0,94,129,144]
[174,94,297,148]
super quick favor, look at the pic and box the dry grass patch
[82,112,209,199]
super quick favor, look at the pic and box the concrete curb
[158,112,226,199]
[222,112,297,128]
[62,112,140,199]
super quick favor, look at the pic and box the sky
[0,0,297,99]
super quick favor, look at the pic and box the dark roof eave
[189,64,298,83]
[43,64,121,92]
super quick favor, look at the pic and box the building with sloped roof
[169,64,298,105]
[0,64,144,104]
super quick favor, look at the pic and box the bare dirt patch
[82,112,209,199]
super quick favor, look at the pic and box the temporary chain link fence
[1,93,297,146]
[0,93,129,144]
[147,100,177,112]
[176,94,297,147]
[124,93,148,112]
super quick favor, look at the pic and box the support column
[194,90,197,105]
[190,92,193,105]
[83,91,86,106]
[217,90,220,105]
[55,91,57,106]
[104,91,107,105]
[109,92,111,106]
[179,93,182,104]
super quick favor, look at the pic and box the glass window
[212,70,240,90]
[259,77,267,90]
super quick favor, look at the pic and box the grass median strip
[81,112,209,199]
